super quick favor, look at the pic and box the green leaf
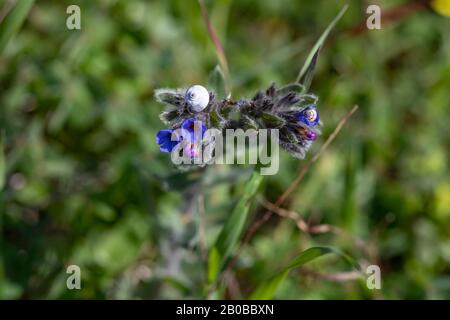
[281,127,298,144]
[211,170,263,282]
[159,110,180,125]
[295,4,348,90]
[0,135,4,191]
[207,246,220,283]
[210,110,227,129]
[249,271,288,300]
[276,83,306,97]
[154,88,182,106]
[261,112,286,128]
[240,114,259,130]
[208,65,228,99]
[0,0,35,54]
[298,48,320,94]
[250,246,358,299]
[219,104,235,117]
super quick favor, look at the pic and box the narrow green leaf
[249,271,288,300]
[261,112,286,128]
[276,83,306,97]
[240,114,259,130]
[281,127,299,144]
[154,88,182,106]
[285,246,333,269]
[210,110,227,129]
[0,135,4,191]
[208,65,228,99]
[159,110,180,125]
[250,246,358,299]
[212,170,263,281]
[298,48,320,93]
[207,246,220,283]
[0,0,35,54]
[295,4,348,89]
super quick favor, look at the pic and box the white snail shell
[305,108,318,122]
[185,85,209,112]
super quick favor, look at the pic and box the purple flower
[156,129,181,152]
[297,105,319,127]
[184,143,200,158]
[305,130,317,141]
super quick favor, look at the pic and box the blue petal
[159,140,178,152]
[156,129,180,152]
[181,118,206,141]
[156,129,173,144]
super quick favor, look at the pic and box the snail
[297,105,319,127]
[304,107,318,122]
[185,85,210,112]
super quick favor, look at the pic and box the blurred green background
[0,0,449,299]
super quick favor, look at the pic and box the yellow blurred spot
[432,0,450,17]
[409,148,446,176]
[434,182,450,219]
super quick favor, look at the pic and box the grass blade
[0,0,35,54]
[0,134,4,191]
[250,246,358,299]
[298,48,320,94]
[207,246,220,284]
[295,4,348,89]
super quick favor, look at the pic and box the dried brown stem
[260,198,372,259]
[259,198,332,234]
[223,271,243,299]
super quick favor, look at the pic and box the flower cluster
[155,83,321,164]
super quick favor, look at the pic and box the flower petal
[181,118,206,141]
[156,129,181,152]
[156,129,172,144]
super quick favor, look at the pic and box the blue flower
[181,118,206,141]
[156,118,206,153]
[156,129,181,152]
[297,105,319,127]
